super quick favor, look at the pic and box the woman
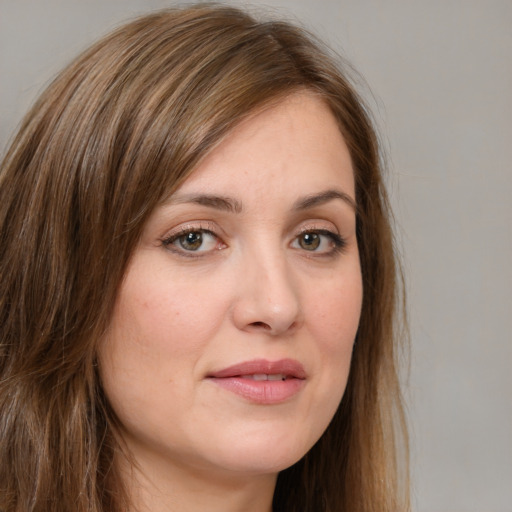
[0,4,408,512]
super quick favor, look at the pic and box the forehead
[173,92,355,203]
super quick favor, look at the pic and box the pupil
[181,232,202,250]
[300,233,320,250]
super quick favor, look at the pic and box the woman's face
[99,92,362,480]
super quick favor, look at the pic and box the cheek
[97,271,227,414]
[305,268,362,404]
[111,269,229,358]
[308,268,363,351]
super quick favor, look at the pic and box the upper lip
[207,358,306,379]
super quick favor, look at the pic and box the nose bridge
[233,235,302,335]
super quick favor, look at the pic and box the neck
[117,447,277,512]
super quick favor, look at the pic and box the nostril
[250,321,271,330]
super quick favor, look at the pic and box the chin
[200,426,318,476]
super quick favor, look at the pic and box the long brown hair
[0,4,408,511]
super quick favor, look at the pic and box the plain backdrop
[1,1,511,511]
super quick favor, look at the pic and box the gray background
[1,1,511,511]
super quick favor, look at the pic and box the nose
[231,247,302,336]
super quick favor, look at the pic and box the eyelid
[161,221,226,258]
[159,220,348,258]
[162,221,219,241]
[292,223,347,256]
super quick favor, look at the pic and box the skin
[99,92,363,512]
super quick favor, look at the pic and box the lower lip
[209,377,304,404]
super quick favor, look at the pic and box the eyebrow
[166,188,356,214]
[166,194,243,213]
[292,189,357,212]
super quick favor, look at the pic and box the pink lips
[207,358,306,404]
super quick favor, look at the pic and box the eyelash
[161,225,346,258]
[293,228,347,256]
[161,224,223,258]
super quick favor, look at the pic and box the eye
[297,232,321,250]
[162,228,224,255]
[291,229,346,255]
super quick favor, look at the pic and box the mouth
[239,373,289,381]
[206,359,306,404]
